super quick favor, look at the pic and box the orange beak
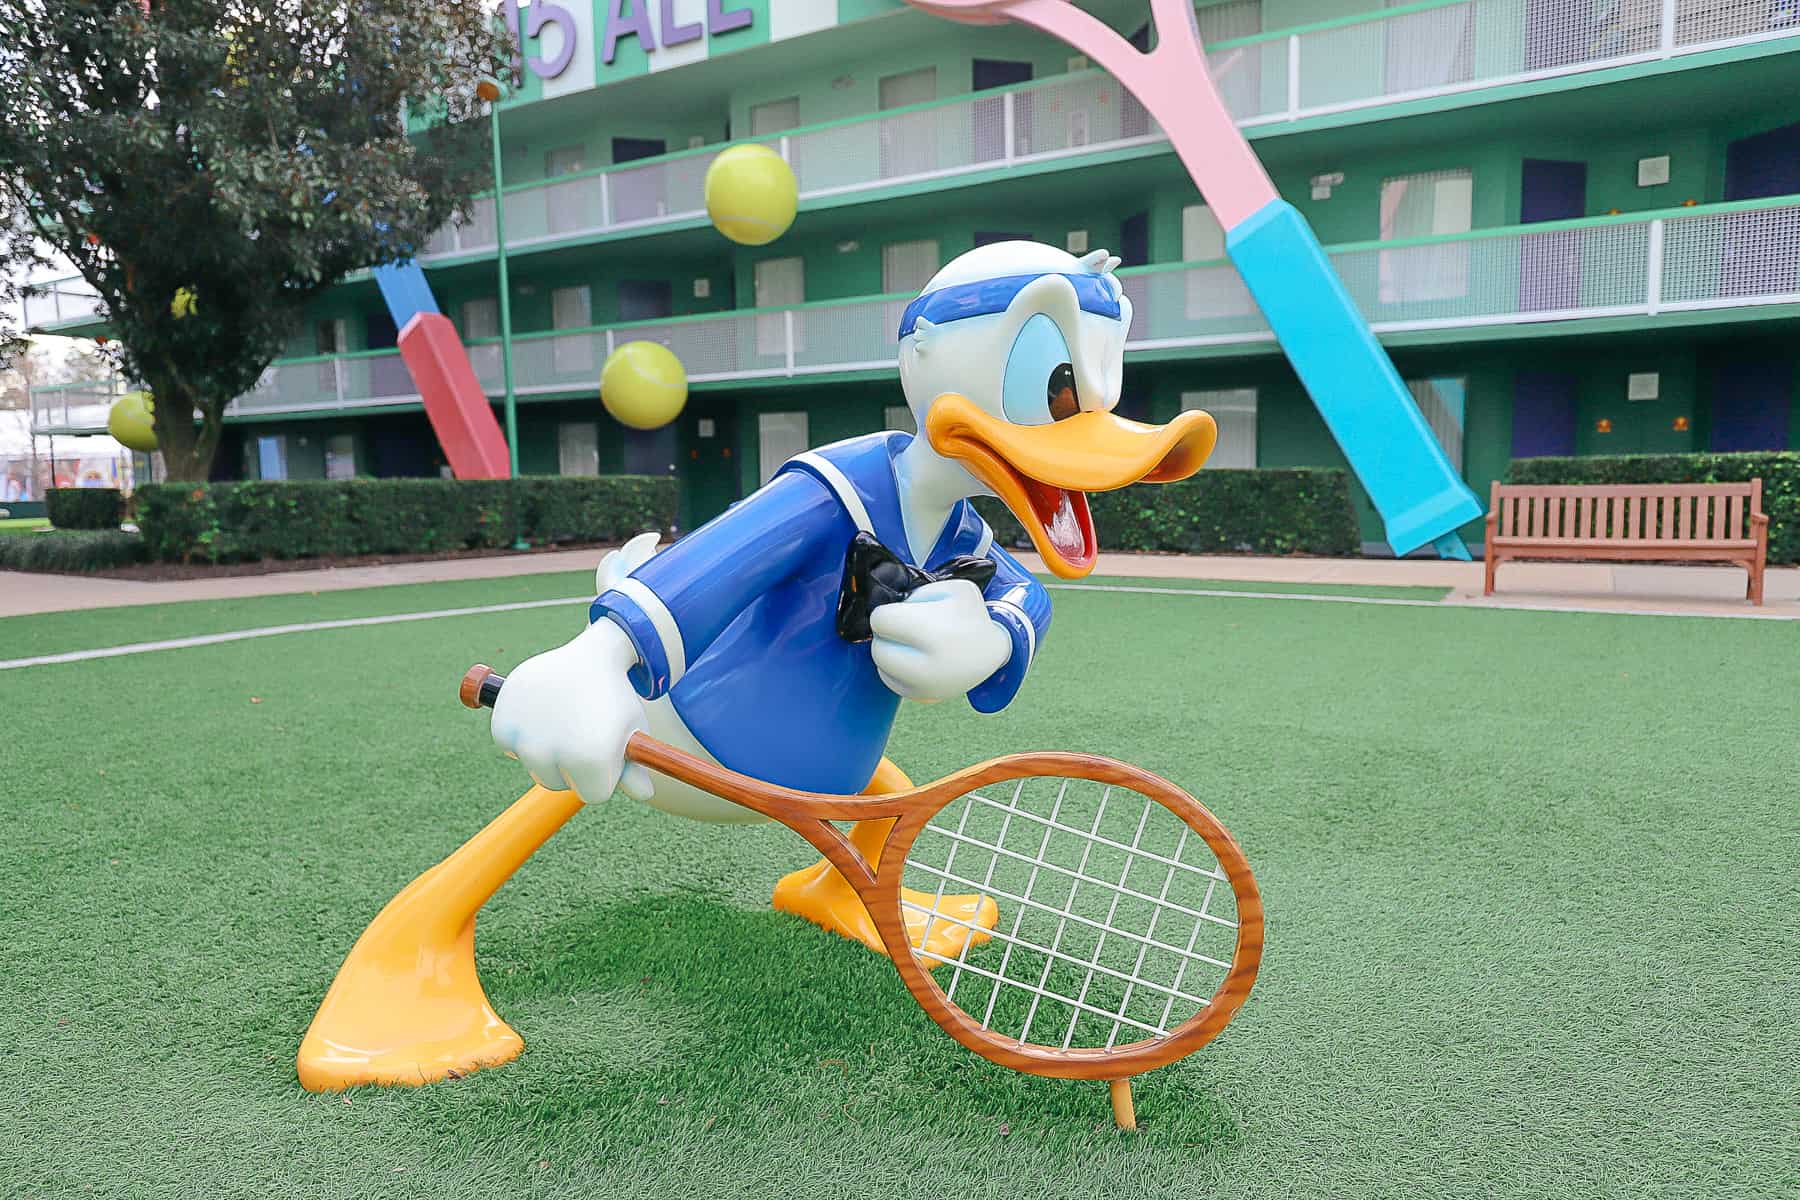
[925,394,1217,578]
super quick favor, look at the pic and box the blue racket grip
[1225,199,1481,558]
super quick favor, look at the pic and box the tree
[0,0,511,479]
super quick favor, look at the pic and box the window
[461,298,499,340]
[750,96,801,136]
[558,422,600,477]
[552,285,593,374]
[1199,1,1264,120]
[255,435,288,481]
[878,68,937,178]
[884,404,917,434]
[882,239,939,337]
[543,146,588,234]
[749,98,802,175]
[1379,168,1473,302]
[544,145,586,177]
[314,319,347,394]
[1182,204,1253,320]
[754,256,805,357]
[315,319,346,354]
[758,411,809,484]
[324,434,356,480]
[882,240,940,294]
[1183,389,1257,468]
[1384,0,1473,90]
[1406,376,1467,469]
[1182,204,1227,261]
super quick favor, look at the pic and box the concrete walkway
[2,546,1794,619]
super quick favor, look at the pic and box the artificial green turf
[1,582,1792,1198]
[0,516,50,534]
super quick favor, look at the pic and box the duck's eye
[1002,314,1080,426]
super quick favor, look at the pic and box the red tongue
[1021,477,1095,567]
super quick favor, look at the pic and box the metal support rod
[490,101,520,484]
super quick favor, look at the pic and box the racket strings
[900,775,1238,1053]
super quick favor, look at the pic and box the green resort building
[24,0,1800,549]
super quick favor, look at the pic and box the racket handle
[1109,1078,1138,1132]
[1225,199,1481,559]
[459,664,506,710]
[459,665,700,780]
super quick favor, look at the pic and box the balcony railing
[27,377,125,435]
[413,0,1800,260]
[26,1,1798,328]
[166,195,1796,425]
[21,279,104,330]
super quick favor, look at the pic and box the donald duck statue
[297,240,1218,1091]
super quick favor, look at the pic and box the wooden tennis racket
[462,664,1262,1128]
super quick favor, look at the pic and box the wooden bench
[1484,480,1769,605]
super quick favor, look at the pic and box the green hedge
[1507,452,1800,564]
[0,529,145,572]
[46,487,124,530]
[974,468,1361,558]
[135,476,677,564]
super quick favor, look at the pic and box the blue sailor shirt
[589,431,1052,795]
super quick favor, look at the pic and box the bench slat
[1492,483,1756,498]
[1492,537,1756,549]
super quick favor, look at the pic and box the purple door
[1722,122,1800,297]
[972,59,1032,162]
[1710,361,1792,451]
[1518,159,1587,312]
[1512,370,1578,458]
[1725,121,1800,200]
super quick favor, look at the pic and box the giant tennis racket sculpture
[912,0,1482,558]
[462,665,1262,1129]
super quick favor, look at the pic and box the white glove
[597,530,661,591]
[870,578,1011,704]
[491,618,655,803]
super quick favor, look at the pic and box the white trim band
[791,451,875,535]
[988,598,1037,665]
[613,577,687,687]
[972,521,995,560]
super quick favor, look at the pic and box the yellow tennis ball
[108,391,158,452]
[601,341,688,431]
[704,143,798,246]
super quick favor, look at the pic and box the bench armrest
[1751,511,1770,528]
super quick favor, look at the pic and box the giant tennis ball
[108,391,158,452]
[601,341,688,431]
[703,144,798,246]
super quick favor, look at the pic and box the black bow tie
[835,532,997,643]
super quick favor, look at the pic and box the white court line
[1048,582,1798,621]
[0,597,591,671]
[0,580,1788,673]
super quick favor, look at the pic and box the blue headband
[898,272,1121,339]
